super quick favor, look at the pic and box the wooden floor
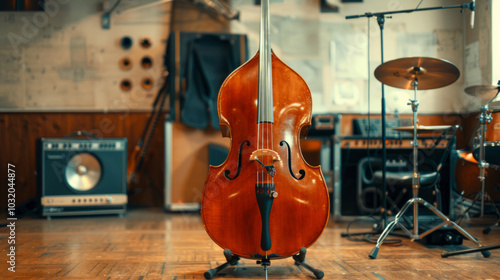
[1,209,500,280]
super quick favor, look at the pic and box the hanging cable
[415,0,424,10]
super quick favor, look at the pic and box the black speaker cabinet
[36,138,127,218]
[335,137,456,220]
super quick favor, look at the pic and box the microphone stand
[343,2,475,236]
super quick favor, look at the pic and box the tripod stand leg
[204,249,240,279]
[370,198,491,259]
[419,200,491,258]
[472,192,500,234]
[483,220,499,234]
[485,192,500,218]
[293,247,324,279]
[441,243,499,257]
[456,192,483,224]
[369,198,415,259]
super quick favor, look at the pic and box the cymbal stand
[460,105,499,218]
[457,88,500,225]
[345,1,475,235]
[478,105,490,217]
[369,78,489,259]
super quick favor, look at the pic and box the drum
[485,111,500,141]
[455,149,500,201]
[473,141,500,167]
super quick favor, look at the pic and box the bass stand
[204,248,324,279]
[292,247,325,279]
[204,249,240,279]
[344,2,475,238]
[369,77,490,259]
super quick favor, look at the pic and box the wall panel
[0,112,166,214]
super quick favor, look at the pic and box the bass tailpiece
[255,183,277,251]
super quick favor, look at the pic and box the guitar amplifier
[353,118,412,138]
[36,138,128,218]
[334,136,456,221]
[302,114,342,215]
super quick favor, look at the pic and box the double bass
[201,0,330,275]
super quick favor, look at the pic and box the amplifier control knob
[107,196,113,203]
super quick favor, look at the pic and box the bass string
[257,90,261,185]
[266,89,269,184]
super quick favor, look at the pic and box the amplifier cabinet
[334,136,456,221]
[302,114,342,215]
[36,138,127,218]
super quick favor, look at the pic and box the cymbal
[392,125,453,134]
[374,57,460,90]
[464,85,500,100]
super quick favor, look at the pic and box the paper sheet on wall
[285,59,323,94]
[331,81,361,106]
[274,16,318,56]
[465,41,482,87]
[397,33,437,58]
[330,33,368,80]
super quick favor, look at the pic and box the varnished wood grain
[202,52,329,258]
[0,209,499,279]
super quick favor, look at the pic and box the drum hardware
[345,2,475,241]
[367,57,488,259]
[458,82,500,219]
[442,81,500,257]
[392,125,454,134]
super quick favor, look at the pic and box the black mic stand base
[442,244,496,258]
[483,220,500,234]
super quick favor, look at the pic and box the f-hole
[279,140,305,180]
[224,140,250,180]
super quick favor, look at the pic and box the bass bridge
[250,149,280,177]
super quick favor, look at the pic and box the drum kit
[367,56,499,259]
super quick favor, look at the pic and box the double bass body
[201,51,330,259]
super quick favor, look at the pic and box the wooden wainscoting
[0,112,166,212]
[0,112,486,215]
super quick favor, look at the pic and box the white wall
[1,0,482,114]
[0,0,172,111]
[232,0,469,114]
[492,0,499,86]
